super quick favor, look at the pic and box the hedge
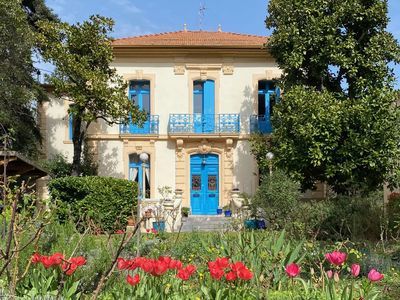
[48,176,137,232]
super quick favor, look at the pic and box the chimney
[217,24,222,32]
[183,23,187,32]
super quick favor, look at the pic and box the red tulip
[215,257,230,269]
[115,229,124,234]
[230,261,246,273]
[140,259,154,273]
[62,256,86,275]
[177,269,190,280]
[152,260,169,276]
[151,228,158,234]
[225,271,237,281]
[237,268,253,280]
[185,264,197,275]
[368,269,384,282]
[40,253,64,269]
[209,267,225,280]
[169,259,183,270]
[285,263,301,277]
[351,264,360,277]
[325,251,347,266]
[126,274,140,286]
[31,253,42,264]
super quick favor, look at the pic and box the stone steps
[180,216,233,232]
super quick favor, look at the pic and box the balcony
[250,115,272,134]
[120,115,159,135]
[168,114,240,135]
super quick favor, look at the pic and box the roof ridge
[113,30,266,41]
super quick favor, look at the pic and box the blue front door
[129,81,150,133]
[193,80,215,133]
[190,154,219,215]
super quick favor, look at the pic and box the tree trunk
[71,115,83,176]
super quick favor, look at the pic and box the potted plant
[216,207,223,215]
[152,203,166,232]
[223,205,232,217]
[181,207,190,217]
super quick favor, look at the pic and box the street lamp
[266,152,274,176]
[136,152,149,257]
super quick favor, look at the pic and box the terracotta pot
[127,218,135,226]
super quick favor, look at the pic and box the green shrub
[387,192,400,235]
[290,193,384,240]
[48,176,137,232]
[251,169,301,229]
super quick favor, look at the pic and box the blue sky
[44,0,400,87]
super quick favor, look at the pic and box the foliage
[249,133,272,178]
[387,192,400,236]
[36,15,147,175]
[251,169,301,229]
[44,147,97,179]
[48,176,137,232]
[294,193,384,241]
[266,0,400,193]
[0,0,47,157]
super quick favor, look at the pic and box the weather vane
[199,2,206,30]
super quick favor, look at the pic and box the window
[129,153,150,198]
[129,80,150,113]
[193,81,203,114]
[258,80,280,117]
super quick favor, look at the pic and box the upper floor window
[258,80,280,117]
[129,80,150,113]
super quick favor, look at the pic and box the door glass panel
[258,94,266,115]
[193,93,203,113]
[142,93,150,113]
[193,81,203,91]
[141,82,150,90]
[192,175,201,190]
[208,175,217,191]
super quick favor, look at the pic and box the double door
[190,154,219,215]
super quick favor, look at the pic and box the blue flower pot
[244,219,257,230]
[152,221,165,232]
[217,208,223,215]
[257,219,266,230]
[224,210,232,217]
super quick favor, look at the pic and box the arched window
[129,153,150,198]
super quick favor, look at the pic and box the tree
[265,0,400,193]
[37,16,146,176]
[0,0,45,156]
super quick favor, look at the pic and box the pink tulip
[350,264,360,277]
[285,263,301,277]
[326,270,333,279]
[368,269,384,282]
[325,251,347,266]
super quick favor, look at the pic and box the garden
[1,171,400,299]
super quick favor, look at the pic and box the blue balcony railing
[168,114,240,134]
[250,115,272,134]
[120,115,159,134]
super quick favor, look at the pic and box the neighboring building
[39,28,324,216]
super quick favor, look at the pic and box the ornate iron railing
[249,115,272,134]
[120,115,159,135]
[168,114,240,134]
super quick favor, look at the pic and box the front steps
[180,215,233,232]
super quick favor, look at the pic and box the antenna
[199,2,206,30]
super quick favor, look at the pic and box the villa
[38,27,325,218]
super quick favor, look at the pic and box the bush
[251,169,301,229]
[291,193,384,240]
[387,192,400,235]
[48,176,137,232]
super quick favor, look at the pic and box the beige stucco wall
[40,54,282,207]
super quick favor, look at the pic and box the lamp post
[136,152,149,257]
[266,152,274,176]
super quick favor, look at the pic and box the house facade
[39,29,325,215]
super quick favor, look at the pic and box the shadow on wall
[97,142,124,178]
[240,85,255,134]
[233,140,258,197]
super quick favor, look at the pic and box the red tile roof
[112,30,268,48]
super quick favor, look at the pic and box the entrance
[190,154,219,215]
